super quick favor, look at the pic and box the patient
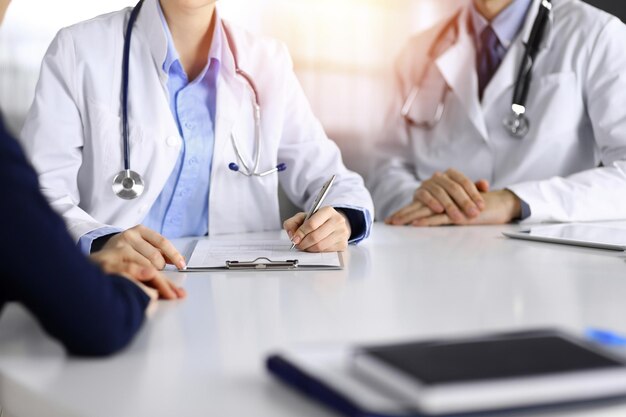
[0,0,185,356]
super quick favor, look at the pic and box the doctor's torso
[394,0,616,190]
[21,0,363,240]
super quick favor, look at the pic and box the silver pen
[290,174,337,251]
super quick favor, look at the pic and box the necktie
[477,25,503,100]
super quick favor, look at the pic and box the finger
[162,279,186,299]
[292,207,333,246]
[433,173,481,217]
[476,179,490,193]
[412,214,454,227]
[414,188,445,214]
[389,201,424,220]
[174,284,187,299]
[136,226,186,270]
[119,246,154,269]
[117,262,147,280]
[422,182,466,222]
[127,236,167,270]
[138,270,178,300]
[283,212,306,239]
[390,204,434,226]
[305,229,349,253]
[445,169,485,211]
[298,217,337,251]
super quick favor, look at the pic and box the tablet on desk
[351,330,626,415]
[503,224,626,251]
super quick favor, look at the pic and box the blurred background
[0,0,463,178]
[0,0,624,178]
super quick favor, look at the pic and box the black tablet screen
[363,333,624,386]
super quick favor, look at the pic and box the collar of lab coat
[434,0,554,141]
[134,0,245,161]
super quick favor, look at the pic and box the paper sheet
[187,239,342,269]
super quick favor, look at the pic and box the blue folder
[266,346,626,417]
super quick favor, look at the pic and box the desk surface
[2,223,626,417]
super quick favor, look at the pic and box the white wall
[0,0,464,175]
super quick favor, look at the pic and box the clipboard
[185,239,344,271]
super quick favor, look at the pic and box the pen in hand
[290,175,337,251]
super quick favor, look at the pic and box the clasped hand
[386,169,521,226]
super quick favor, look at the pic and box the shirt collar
[470,0,533,50]
[156,2,223,76]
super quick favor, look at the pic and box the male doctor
[21,0,373,268]
[370,0,626,227]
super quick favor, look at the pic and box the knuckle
[309,230,321,242]
[155,235,167,247]
[444,202,457,212]
[308,218,322,231]
[309,243,322,253]
[149,251,164,263]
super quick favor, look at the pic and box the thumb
[475,179,490,193]
[283,212,306,237]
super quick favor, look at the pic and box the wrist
[501,190,522,222]
[334,209,352,239]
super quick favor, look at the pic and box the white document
[186,239,343,270]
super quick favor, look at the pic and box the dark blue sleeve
[0,118,150,356]
[334,207,372,244]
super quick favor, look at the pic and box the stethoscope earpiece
[112,169,145,200]
[228,161,288,177]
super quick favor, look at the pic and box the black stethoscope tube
[512,0,552,112]
[122,0,144,172]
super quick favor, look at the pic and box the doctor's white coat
[20,0,373,242]
[369,0,626,222]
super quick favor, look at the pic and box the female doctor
[21,0,373,268]
[370,0,626,227]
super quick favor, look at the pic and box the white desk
[2,223,626,417]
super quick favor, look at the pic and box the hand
[99,225,186,270]
[411,169,490,223]
[90,247,186,300]
[283,206,351,252]
[410,190,522,227]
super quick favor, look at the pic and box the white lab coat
[20,0,373,242]
[369,0,626,222]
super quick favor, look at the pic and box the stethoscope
[401,0,552,139]
[113,0,286,200]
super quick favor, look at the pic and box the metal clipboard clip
[225,257,299,270]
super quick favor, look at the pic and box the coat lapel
[212,22,246,168]
[435,8,488,140]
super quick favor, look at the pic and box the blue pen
[585,328,626,347]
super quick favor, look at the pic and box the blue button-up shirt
[141,3,221,238]
[470,0,533,53]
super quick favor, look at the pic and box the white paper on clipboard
[186,239,343,271]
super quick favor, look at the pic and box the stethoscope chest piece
[503,109,530,139]
[112,169,145,200]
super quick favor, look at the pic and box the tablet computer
[503,224,626,251]
[351,330,626,415]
